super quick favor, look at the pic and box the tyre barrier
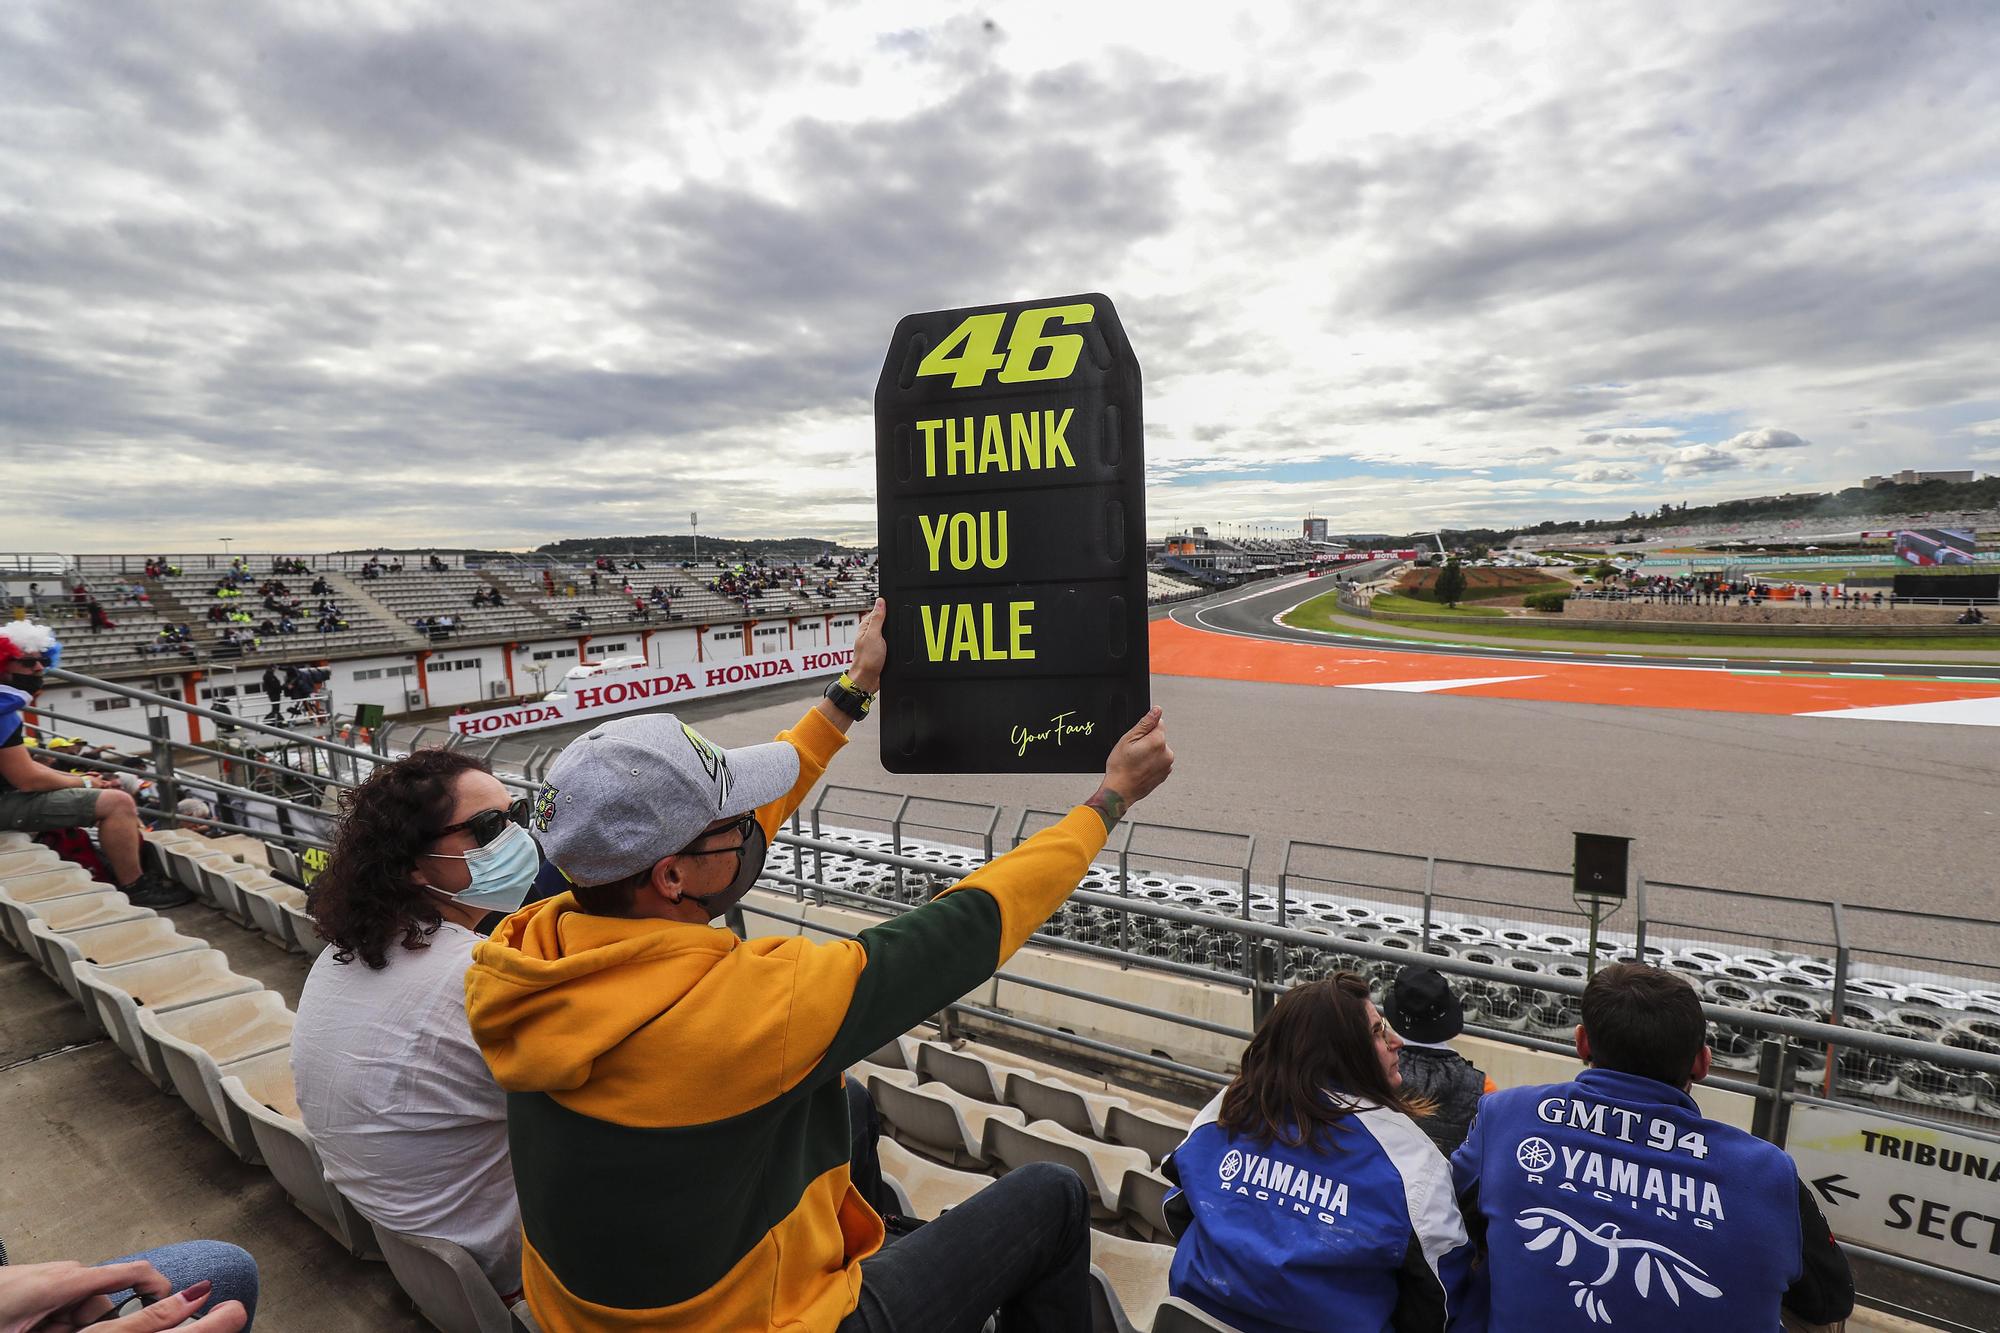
[766,833,1999,1115]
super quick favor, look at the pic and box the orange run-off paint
[1150,618,2000,719]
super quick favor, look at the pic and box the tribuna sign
[450,645,854,738]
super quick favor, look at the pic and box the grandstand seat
[867,1033,924,1071]
[239,877,307,946]
[9,892,158,1030]
[1089,1232,1176,1332]
[0,845,62,878]
[0,829,33,850]
[186,851,248,909]
[280,899,324,955]
[218,1059,382,1260]
[1104,1104,1191,1168]
[1115,1167,1175,1241]
[917,1041,1032,1104]
[370,1224,532,1333]
[135,991,295,1158]
[981,1119,1155,1221]
[875,1138,988,1220]
[1002,1069,1130,1138]
[850,1060,919,1093]
[1088,1267,1139,1333]
[870,1077,1026,1169]
[1150,1296,1243,1332]
[0,864,101,949]
[28,916,204,1000]
[74,950,264,1088]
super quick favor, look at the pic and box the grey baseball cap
[530,713,800,887]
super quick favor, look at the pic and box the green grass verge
[1279,590,2000,653]
[1370,592,1505,617]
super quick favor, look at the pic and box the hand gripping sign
[874,294,1149,772]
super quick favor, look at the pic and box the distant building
[1303,516,1328,543]
[1862,470,1975,489]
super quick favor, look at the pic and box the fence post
[1633,870,1648,960]
[890,795,912,903]
[147,715,180,823]
[1422,855,1436,948]
[1750,1038,1795,1144]
[1251,944,1279,1026]
[1825,902,1850,1099]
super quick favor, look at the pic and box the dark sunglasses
[433,797,531,848]
[679,813,757,860]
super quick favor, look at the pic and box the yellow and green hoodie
[464,704,1109,1332]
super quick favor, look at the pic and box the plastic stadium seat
[850,1060,919,1095]
[74,950,263,1087]
[875,1138,989,1219]
[217,1056,381,1260]
[266,844,303,885]
[871,1078,1026,1169]
[1105,1104,1192,1167]
[0,864,101,949]
[1003,1070,1130,1138]
[1089,1266,1139,1333]
[206,834,272,867]
[239,877,308,947]
[280,900,325,956]
[1150,1296,1244,1332]
[0,845,62,878]
[136,991,295,1157]
[1089,1232,1176,1332]
[0,829,34,851]
[371,1224,529,1333]
[1116,1167,1175,1241]
[191,854,252,917]
[867,1033,924,1072]
[27,890,154,938]
[981,1119,1155,1220]
[28,916,204,1000]
[917,1042,1031,1104]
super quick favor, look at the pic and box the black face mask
[3,669,42,697]
[680,820,768,922]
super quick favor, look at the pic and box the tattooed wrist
[1084,785,1129,832]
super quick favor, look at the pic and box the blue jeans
[838,1162,1091,1333]
[101,1239,259,1328]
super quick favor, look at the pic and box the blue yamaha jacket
[1164,1090,1473,1333]
[1450,1067,1851,1332]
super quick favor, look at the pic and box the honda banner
[448,644,854,739]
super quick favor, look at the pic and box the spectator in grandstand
[175,797,217,835]
[1450,963,1852,1332]
[541,568,555,596]
[1163,973,1470,1332]
[1383,964,1494,1155]
[293,749,539,1296]
[0,1246,253,1330]
[85,600,116,633]
[0,624,189,908]
[309,574,331,596]
[464,598,1172,1332]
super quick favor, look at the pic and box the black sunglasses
[678,813,757,861]
[433,797,531,848]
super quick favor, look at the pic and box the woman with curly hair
[1162,973,1475,1333]
[291,748,539,1298]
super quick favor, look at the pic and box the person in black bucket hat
[1382,964,1495,1154]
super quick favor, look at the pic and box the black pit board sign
[874,293,1148,772]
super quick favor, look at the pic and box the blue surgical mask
[426,821,543,914]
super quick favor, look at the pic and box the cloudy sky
[6,1,1999,551]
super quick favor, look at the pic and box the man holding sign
[467,589,1175,1332]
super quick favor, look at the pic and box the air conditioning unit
[489,681,509,698]
[404,690,425,709]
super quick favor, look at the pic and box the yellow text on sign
[919,409,1075,478]
[916,303,1094,388]
[919,510,1009,572]
[921,601,1036,661]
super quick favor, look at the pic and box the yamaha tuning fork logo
[1218,1149,1243,1184]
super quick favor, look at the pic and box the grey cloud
[1723,427,1808,451]
[1661,445,1742,477]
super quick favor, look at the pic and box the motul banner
[449,644,853,739]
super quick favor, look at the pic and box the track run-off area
[1159,575,2000,729]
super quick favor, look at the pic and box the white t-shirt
[292,922,520,1293]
